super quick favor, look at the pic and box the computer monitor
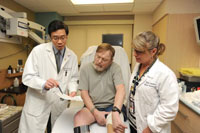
[102,34,123,47]
[194,16,200,44]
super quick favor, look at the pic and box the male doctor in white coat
[18,20,79,133]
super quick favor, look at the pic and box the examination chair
[52,46,131,133]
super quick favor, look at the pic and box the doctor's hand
[44,78,59,90]
[69,91,76,97]
[112,112,127,133]
[142,126,152,133]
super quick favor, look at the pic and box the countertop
[0,106,22,122]
[179,92,200,115]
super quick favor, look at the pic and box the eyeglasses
[134,48,154,54]
[95,55,111,63]
[134,49,145,54]
[52,35,67,41]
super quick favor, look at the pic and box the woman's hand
[142,126,152,133]
[112,112,127,133]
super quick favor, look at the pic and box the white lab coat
[18,42,79,133]
[127,59,179,133]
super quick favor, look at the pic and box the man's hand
[142,126,152,133]
[44,78,59,90]
[69,91,76,97]
[112,112,127,133]
[93,109,109,126]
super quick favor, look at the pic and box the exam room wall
[132,14,153,70]
[153,13,200,77]
[64,16,134,65]
[0,0,35,69]
[152,0,200,77]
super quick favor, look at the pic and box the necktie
[56,51,61,73]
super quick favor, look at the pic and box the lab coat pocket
[25,90,50,117]
[63,67,72,78]
[142,80,158,106]
[26,101,49,117]
[61,67,72,91]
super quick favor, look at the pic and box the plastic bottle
[13,69,16,74]
[13,77,19,87]
[182,84,187,94]
[17,64,20,72]
[7,65,13,74]
[20,66,23,72]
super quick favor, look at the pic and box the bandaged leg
[106,113,124,133]
[106,113,114,133]
[74,125,90,133]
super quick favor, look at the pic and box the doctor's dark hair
[133,31,165,57]
[48,20,69,36]
[96,43,115,60]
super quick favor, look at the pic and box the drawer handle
[178,110,188,119]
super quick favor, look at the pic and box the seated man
[74,43,127,133]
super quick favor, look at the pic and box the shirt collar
[52,45,65,56]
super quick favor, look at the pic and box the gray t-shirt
[78,62,124,108]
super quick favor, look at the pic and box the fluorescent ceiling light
[71,0,134,5]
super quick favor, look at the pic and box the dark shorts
[85,104,127,121]
[96,104,113,112]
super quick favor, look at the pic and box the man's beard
[93,63,104,72]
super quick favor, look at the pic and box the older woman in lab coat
[127,31,179,133]
[18,20,79,133]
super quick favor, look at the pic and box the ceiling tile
[74,5,104,13]
[13,0,163,16]
[103,3,134,12]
